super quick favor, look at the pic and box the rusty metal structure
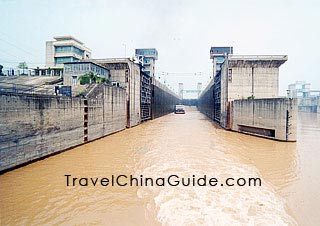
[140,70,152,121]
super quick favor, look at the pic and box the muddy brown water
[0,107,319,225]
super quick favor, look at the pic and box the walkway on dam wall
[0,106,301,225]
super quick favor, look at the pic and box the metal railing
[228,55,288,60]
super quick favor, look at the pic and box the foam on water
[134,144,297,226]
[1,107,307,225]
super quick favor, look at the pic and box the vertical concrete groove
[83,99,88,142]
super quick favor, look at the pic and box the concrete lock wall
[93,59,141,128]
[86,84,126,141]
[152,79,181,119]
[227,67,279,100]
[0,85,126,172]
[0,93,84,171]
[220,62,229,128]
[231,98,297,141]
[128,64,141,127]
[198,74,298,141]
[197,85,214,120]
[104,67,140,127]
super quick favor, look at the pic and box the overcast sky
[0,0,319,96]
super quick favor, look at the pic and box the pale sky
[0,0,319,97]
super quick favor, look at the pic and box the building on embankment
[198,47,297,141]
[31,36,92,77]
[92,50,180,124]
[63,61,110,86]
[91,58,142,128]
[0,40,181,172]
[0,67,180,172]
[135,48,158,121]
[135,48,158,77]
[288,81,320,113]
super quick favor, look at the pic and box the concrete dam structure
[152,79,180,119]
[0,85,126,172]
[0,43,298,173]
[198,48,297,141]
[0,80,180,172]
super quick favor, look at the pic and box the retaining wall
[152,79,181,119]
[0,84,126,172]
[231,98,297,141]
[198,84,214,120]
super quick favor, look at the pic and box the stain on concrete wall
[0,84,126,172]
[231,98,297,141]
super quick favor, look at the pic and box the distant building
[135,48,158,77]
[178,83,184,99]
[30,36,92,77]
[288,81,320,113]
[46,36,91,67]
[33,66,63,77]
[63,61,110,86]
[288,81,312,98]
[197,82,202,98]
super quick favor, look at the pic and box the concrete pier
[198,49,297,141]
[231,98,297,141]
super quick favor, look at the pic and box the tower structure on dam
[210,47,233,78]
[178,83,184,99]
[199,47,297,141]
[197,82,202,98]
[135,48,158,78]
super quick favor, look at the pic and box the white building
[46,36,91,67]
[135,48,158,77]
[63,61,110,86]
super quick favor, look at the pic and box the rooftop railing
[228,55,288,60]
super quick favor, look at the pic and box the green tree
[79,74,91,85]
[18,62,28,75]
[79,72,109,85]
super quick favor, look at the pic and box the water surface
[1,108,319,225]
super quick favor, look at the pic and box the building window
[55,57,79,64]
[72,76,77,85]
[144,71,150,76]
[55,46,72,53]
[228,68,232,82]
[55,46,84,56]
[125,69,129,82]
[64,65,71,72]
